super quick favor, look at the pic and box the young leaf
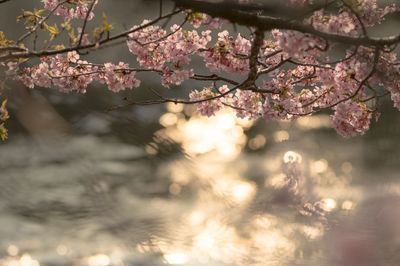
[0,99,9,122]
[44,23,59,40]
[0,123,8,141]
[102,13,113,34]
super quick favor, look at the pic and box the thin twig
[17,0,69,43]
[77,0,97,47]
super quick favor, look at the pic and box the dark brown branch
[77,0,97,47]
[287,59,334,70]
[107,82,243,111]
[257,56,289,77]
[318,46,359,65]
[340,0,368,37]
[0,46,28,53]
[1,9,182,61]
[247,28,265,82]
[192,74,239,85]
[172,0,400,47]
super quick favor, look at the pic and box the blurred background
[2,1,400,265]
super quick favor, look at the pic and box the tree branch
[1,9,182,61]
[172,0,400,47]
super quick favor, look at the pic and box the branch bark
[172,0,400,47]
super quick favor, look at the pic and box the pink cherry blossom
[161,68,194,87]
[331,101,372,138]
[232,90,263,119]
[42,0,97,20]
[100,62,140,93]
[201,31,251,74]
[189,87,223,117]
[11,1,400,138]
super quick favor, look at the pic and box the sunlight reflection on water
[141,110,338,265]
[2,105,400,266]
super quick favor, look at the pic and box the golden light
[19,254,39,266]
[236,117,255,129]
[187,211,206,226]
[87,254,110,266]
[194,227,216,252]
[248,134,266,150]
[252,215,278,228]
[215,112,236,129]
[251,229,295,256]
[273,130,289,142]
[56,245,68,256]
[180,119,214,154]
[192,219,241,263]
[264,157,282,172]
[159,113,178,127]
[169,164,191,185]
[311,159,328,174]
[320,198,337,212]
[7,245,19,257]
[266,174,287,188]
[175,110,247,158]
[283,151,302,163]
[166,102,184,113]
[231,181,256,204]
[142,98,344,266]
[169,183,182,195]
[164,127,183,142]
[341,200,354,210]
[302,225,323,240]
[163,251,189,265]
[213,178,256,205]
[296,115,331,130]
[341,162,353,174]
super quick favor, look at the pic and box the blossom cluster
[201,31,251,74]
[18,51,140,93]
[189,87,223,117]
[331,101,372,138]
[186,42,395,138]
[311,1,398,35]
[42,0,97,20]
[12,1,400,138]
[187,12,223,29]
[127,22,211,86]
[272,30,323,60]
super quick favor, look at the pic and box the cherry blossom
[201,31,251,74]
[17,51,140,93]
[189,87,223,117]
[6,0,400,138]
[161,68,194,87]
[42,0,97,20]
[231,89,263,119]
[127,22,211,71]
[187,12,223,29]
[331,101,372,138]
[272,30,323,60]
[100,62,141,93]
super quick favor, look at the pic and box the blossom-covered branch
[1,0,400,138]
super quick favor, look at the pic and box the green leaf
[0,123,8,141]
[44,23,59,40]
[0,99,9,122]
[0,31,13,47]
[52,44,66,50]
[102,12,113,33]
